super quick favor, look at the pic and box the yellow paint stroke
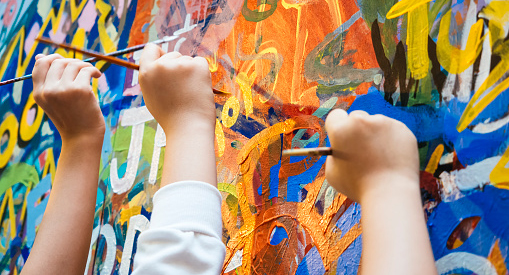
[236,72,256,118]
[0,189,17,242]
[238,45,283,104]
[92,77,99,99]
[406,5,429,79]
[386,0,432,19]
[489,240,509,275]
[0,114,19,169]
[96,0,118,53]
[55,27,86,59]
[457,59,509,132]
[119,206,142,225]
[282,0,310,104]
[437,10,485,74]
[221,96,240,128]
[70,0,89,22]
[490,145,509,188]
[42,148,56,183]
[207,52,219,73]
[218,182,238,198]
[480,1,509,46]
[20,93,44,142]
[19,183,32,231]
[0,0,66,79]
[215,119,226,158]
[425,144,444,174]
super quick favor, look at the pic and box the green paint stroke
[0,163,39,196]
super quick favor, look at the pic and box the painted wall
[0,0,508,274]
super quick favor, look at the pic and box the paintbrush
[282,147,333,157]
[37,36,140,70]
[0,37,229,95]
[0,36,176,86]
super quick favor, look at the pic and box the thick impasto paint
[0,0,508,274]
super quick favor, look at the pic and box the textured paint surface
[0,0,508,274]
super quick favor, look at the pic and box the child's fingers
[140,43,165,67]
[349,110,369,118]
[35,54,46,60]
[45,58,79,84]
[162,51,183,60]
[325,109,348,133]
[32,54,64,89]
[61,61,95,83]
[74,66,102,87]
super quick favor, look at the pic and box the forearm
[22,136,103,275]
[359,174,437,275]
[161,121,217,187]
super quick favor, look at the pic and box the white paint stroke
[84,226,100,275]
[110,123,144,194]
[439,152,454,165]
[475,31,491,93]
[121,106,154,126]
[148,124,165,184]
[439,156,501,191]
[224,249,243,273]
[100,224,116,274]
[119,215,150,275]
[436,252,497,275]
[472,114,509,134]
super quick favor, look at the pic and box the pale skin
[22,54,103,275]
[22,45,218,274]
[23,45,435,274]
[138,43,217,188]
[325,109,438,275]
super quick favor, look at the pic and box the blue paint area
[336,203,361,238]
[349,90,509,165]
[26,175,52,248]
[443,98,509,165]
[428,186,509,269]
[142,23,150,33]
[96,188,105,212]
[334,203,362,274]
[295,246,326,275]
[102,125,113,169]
[336,235,362,275]
[348,90,444,142]
[128,182,145,201]
[269,226,288,245]
[269,161,280,199]
[215,103,267,139]
[287,138,329,202]
[118,162,127,178]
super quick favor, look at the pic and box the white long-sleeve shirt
[132,181,226,275]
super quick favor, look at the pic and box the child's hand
[324,109,419,203]
[138,44,215,134]
[32,54,104,143]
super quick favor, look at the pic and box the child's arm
[21,54,103,275]
[131,44,225,275]
[324,109,438,275]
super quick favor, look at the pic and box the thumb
[140,43,165,67]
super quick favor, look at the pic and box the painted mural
[0,0,508,274]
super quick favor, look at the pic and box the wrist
[359,172,420,206]
[61,131,105,150]
[162,117,215,139]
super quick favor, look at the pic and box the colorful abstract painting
[1,0,509,274]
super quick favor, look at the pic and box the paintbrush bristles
[282,147,333,157]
